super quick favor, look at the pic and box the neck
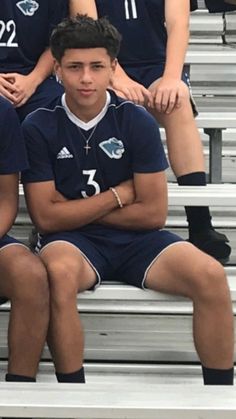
[65,93,107,123]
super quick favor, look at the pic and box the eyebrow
[67,61,105,65]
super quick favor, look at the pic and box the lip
[78,89,95,97]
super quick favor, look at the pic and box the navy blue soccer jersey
[95,0,167,66]
[0,0,68,74]
[0,96,28,174]
[21,91,168,200]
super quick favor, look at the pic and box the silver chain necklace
[77,124,98,155]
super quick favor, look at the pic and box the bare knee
[10,254,49,310]
[189,259,230,304]
[45,258,83,308]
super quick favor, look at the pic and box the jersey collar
[61,91,111,131]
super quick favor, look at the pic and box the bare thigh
[145,242,222,298]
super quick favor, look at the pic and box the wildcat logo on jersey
[16,0,39,16]
[99,138,125,159]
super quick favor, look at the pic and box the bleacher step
[0,362,205,385]
[0,382,236,419]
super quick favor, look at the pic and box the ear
[111,58,118,73]
[54,60,62,83]
[109,58,117,83]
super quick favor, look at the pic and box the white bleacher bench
[18,183,236,208]
[188,9,236,183]
[0,382,236,419]
[168,183,236,206]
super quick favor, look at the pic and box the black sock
[56,367,85,383]
[177,172,212,234]
[202,365,234,385]
[5,373,36,382]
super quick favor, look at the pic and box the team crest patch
[16,0,39,16]
[99,138,125,159]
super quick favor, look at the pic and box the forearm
[69,0,98,18]
[164,24,189,79]
[30,189,125,233]
[98,202,166,230]
[27,49,55,88]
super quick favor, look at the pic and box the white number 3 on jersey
[81,169,101,198]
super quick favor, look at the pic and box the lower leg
[47,299,85,378]
[156,105,231,263]
[145,244,234,385]
[0,248,50,380]
[192,284,234,384]
[40,244,97,383]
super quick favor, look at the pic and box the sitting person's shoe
[188,228,231,264]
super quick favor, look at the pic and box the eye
[68,64,81,70]
[92,64,104,70]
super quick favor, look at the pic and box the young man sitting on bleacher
[21,15,234,385]
[0,95,49,384]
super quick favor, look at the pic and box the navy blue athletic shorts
[124,63,198,116]
[0,234,28,305]
[0,234,27,251]
[37,225,184,289]
[16,76,64,122]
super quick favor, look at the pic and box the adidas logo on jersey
[16,1,39,16]
[57,147,74,159]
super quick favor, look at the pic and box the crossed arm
[0,174,19,238]
[23,171,168,234]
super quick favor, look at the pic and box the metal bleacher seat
[188,8,236,183]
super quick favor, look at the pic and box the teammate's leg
[148,78,231,263]
[0,243,49,381]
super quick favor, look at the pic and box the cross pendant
[84,143,91,155]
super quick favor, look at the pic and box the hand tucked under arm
[97,172,168,230]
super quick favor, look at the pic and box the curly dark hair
[50,14,122,62]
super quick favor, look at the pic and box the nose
[80,67,92,84]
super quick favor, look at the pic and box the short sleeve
[0,100,28,174]
[21,118,54,184]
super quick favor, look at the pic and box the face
[55,48,117,121]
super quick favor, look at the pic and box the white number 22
[0,20,18,47]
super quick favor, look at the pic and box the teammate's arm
[0,174,19,238]
[97,171,168,230]
[109,63,152,106]
[69,0,98,18]
[8,48,55,107]
[23,179,135,234]
[148,0,190,113]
